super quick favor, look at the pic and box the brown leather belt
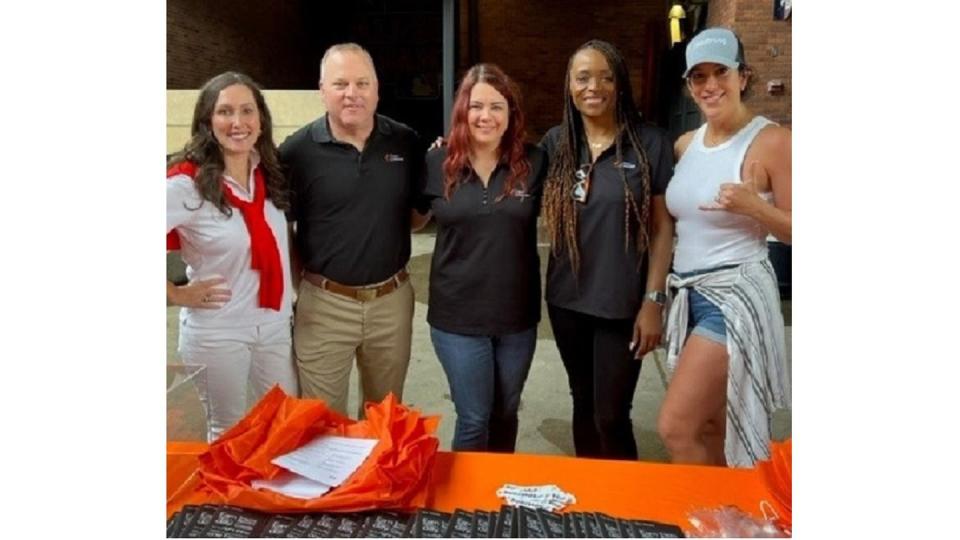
[302,269,409,302]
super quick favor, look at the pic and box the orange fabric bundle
[194,386,440,513]
[756,438,792,532]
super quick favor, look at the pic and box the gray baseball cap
[683,27,743,77]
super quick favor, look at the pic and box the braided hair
[542,40,652,275]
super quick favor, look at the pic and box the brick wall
[167,0,315,89]
[708,0,737,27]
[708,0,792,126]
[167,0,790,130]
[461,0,668,140]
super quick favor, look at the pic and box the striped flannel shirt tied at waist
[664,258,791,467]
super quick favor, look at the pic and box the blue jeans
[687,289,726,344]
[674,266,732,345]
[430,325,537,452]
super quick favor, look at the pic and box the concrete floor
[167,227,792,461]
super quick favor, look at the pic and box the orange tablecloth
[168,441,774,529]
[425,450,770,526]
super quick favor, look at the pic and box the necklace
[588,136,614,150]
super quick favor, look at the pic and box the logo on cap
[691,37,728,50]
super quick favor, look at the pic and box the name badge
[384,154,405,162]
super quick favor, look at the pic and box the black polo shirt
[423,144,547,335]
[539,123,673,319]
[279,114,425,285]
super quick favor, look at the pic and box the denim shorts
[674,267,730,345]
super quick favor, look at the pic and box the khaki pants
[293,278,414,417]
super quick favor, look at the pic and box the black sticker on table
[493,505,517,538]
[303,513,340,537]
[486,511,499,538]
[183,504,220,537]
[175,505,200,536]
[568,512,588,538]
[356,511,411,538]
[331,512,366,538]
[536,509,565,538]
[628,519,686,538]
[582,512,603,538]
[414,509,452,538]
[168,510,185,538]
[284,514,318,538]
[202,506,271,538]
[260,514,298,537]
[472,510,491,538]
[593,512,624,538]
[518,506,548,538]
[444,509,476,538]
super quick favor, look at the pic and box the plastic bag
[756,439,792,532]
[193,386,440,513]
[686,505,788,537]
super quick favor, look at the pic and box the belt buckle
[356,288,378,302]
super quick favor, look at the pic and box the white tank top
[666,116,774,273]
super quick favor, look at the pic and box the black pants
[547,303,642,460]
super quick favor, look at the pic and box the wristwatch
[645,290,667,306]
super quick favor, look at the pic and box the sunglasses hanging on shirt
[572,163,592,204]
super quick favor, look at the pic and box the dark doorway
[655,1,709,142]
[306,0,447,140]
[659,42,702,142]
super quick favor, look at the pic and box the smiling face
[467,82,509,150]
[686,62,747,118]
[568,47,617,121]
[320,49,379,133]
[210,83,261,158]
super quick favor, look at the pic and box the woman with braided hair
[540,40,675,460]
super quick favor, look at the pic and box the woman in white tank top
[658,28,792,467]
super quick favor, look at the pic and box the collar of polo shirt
[311,113,394,144]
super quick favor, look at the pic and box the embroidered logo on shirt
[510,188,531,201]
[615,161,637,169]
[384,154,405,162]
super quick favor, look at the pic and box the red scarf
[167,161,284,311]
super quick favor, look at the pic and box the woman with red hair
[421,63,547,452]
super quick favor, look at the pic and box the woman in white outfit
[659,28,792,467]
[166,72,299,441]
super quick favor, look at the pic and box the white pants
[178,317,299,442]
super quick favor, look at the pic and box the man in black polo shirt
[279,43,429,416]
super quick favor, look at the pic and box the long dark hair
[443,63,529,201]
[167,71,289,215]
[541,40,652,275]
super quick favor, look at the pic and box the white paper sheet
[251,470,333,500]
[272,435,379,486]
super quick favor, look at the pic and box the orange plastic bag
[194,386,440,513]
[756,438,792,533]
